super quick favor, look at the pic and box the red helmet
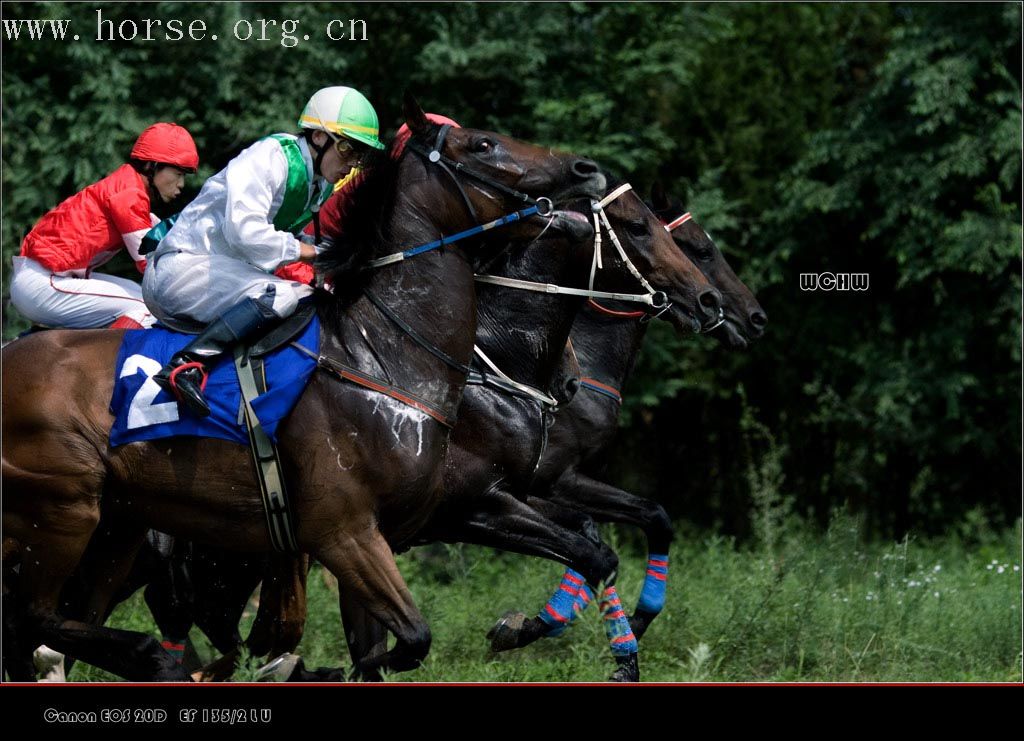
[131,123,199,172]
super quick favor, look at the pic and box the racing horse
[489,184,768,648]
[1,97,605,681]
[305,178,724,681]
[42,178,724,684]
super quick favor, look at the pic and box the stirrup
[167,362,211,417]
[167,362,207,390]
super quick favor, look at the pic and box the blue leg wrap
[599,586,638,656]
[538,569,586,637]
[636,553,669,615]
[573,583,595,617]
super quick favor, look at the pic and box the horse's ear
[650,181,669,211]
[403,91,429,136]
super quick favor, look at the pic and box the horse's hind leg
[2,548,37,681]
[15,515,190,682]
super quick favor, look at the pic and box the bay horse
[1,98,605,681]
[44,177,721,684]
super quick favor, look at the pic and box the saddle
[159,301,316,358]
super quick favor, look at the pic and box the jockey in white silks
[142,86,385,417]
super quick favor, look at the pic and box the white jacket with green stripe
[156,134,331,272]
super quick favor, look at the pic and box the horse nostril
[566,378,580,395]
[750,310,768,328]
[570,159,600,179]
[698,288,722,316]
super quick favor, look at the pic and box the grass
[70,512,1023,682]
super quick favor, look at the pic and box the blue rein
[368,203,544,268]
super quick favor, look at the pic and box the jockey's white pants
[142,250,313,326]
[9,256,155,328]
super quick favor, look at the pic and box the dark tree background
[3,2,1020,537]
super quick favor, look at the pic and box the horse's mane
[314,122,442,327]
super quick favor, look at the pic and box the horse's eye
[474,138,494,153]
[626,221,648,238]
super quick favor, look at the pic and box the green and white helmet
[298,86,385,151]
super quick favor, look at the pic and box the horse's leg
[246,553,309,658]
[2,545,37,681]
[15,516,190,682]
[310,528,430,677]
[547,471,674,639]
[6,550,78,683]
[520,497,603,633]
[142,535,196,667]
[188,548,266,681]
[199,553,309,682]
[190,547,264,654]
[55,514,164,681]
[338,587,388,682]
[434,489,639,681]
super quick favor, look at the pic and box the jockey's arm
[109,185,157,274]
[221,140,305,272]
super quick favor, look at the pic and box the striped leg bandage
[636,554,669,614]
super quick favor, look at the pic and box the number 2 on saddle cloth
[109,318,319,446]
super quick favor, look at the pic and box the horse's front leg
[338,587,388,681]
[309,526,430,677]
[547,471,674,639]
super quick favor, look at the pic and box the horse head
[650,183,767,348]
[397,95,604,256]
[593,177,722,335]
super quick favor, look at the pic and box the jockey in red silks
[10,123,199,330]
[275,113,463,287]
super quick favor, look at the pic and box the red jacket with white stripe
[20,164,154,275]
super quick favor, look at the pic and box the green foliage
[2,2,1019,535]
[614,2,1020,536]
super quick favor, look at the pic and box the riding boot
[154,297,281,417]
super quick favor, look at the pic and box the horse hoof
[256,652,302,682]
[609,653,639,683]
[487,610,527,652]
[33,645,66,683]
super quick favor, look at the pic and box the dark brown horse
[321,179,723,682]
[490,185,768,647]
[1,98,605,681]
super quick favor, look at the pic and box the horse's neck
[570,307,649,393]
[474,245,587,391]
[320,193,479,415]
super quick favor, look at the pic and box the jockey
[9,123,198,330]
[277,113,463,287]
[143,86,385,417]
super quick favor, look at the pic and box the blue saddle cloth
[110,318,319,447]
